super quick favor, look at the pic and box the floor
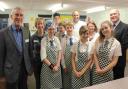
[28,63,128,89]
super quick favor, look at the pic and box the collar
[80,40,89,45]
[113,20,120,27]
[11,24,22,32]
[104,37,114,43]
[35,31,45,38]
[47,36,55,41]
[66,35,73,39]
[73,20,80,24]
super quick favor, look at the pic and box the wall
[1,7,128,30]
[87,7,128,28]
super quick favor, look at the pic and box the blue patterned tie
[69,38,73,46]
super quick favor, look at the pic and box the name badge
[25,39,29,43]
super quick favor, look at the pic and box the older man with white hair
[0,7,33,89]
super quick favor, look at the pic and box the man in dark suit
[0,7,33,89]
[110,9,128,79]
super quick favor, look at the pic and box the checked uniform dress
[40,36,62,89]
[92,38,114,85]
[71,41,91,89]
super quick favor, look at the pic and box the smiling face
[110,9,120,24]
[11,7,24,27]
[100,22,112,38]
[80,31,89,40]
[87,23,95,35]
[66,25,73,35]
[48,27,55,37]
[58,26,65,33]
[79,26,89,41]
[36,20,44,29]
[72,11,80,23]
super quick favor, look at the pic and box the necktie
[113,24,116,28]
[16,29,20,32]
[69,38,73,46]
[16,27,20,32]
[62,34,65,38]
[50,40,53,46]
[104,40,109,47]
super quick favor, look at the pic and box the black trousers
[6,60,28,89]
[33,61,42,89]
[113,52,126,80]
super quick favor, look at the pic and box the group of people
[0,7,128,89]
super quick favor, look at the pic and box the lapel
[114,21,123,33]
[22,26,30,50]
[7,26,20,51]
[7,26,30,52]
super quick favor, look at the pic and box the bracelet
[49,64,54,70]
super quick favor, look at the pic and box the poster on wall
[29,16,36,35]
[60,15,72,23]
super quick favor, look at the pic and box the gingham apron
[40,37,62,89]
[72,41,90,89]
[92,38,114,85]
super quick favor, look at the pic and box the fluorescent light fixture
[85,5,106,13]
[48,3,68,12]
[0,1,9,12]
[0,7,5,11]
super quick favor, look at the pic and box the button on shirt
[11,25,23,52]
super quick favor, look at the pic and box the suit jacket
[114,21,128,66]
[0,25,33,83]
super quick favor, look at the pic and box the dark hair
[53,12,60,17]
[58,22,65,28]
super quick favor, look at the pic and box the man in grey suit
[110,9,128,80]
[0,7,33,89]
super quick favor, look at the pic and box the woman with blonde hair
[30,17,46,89]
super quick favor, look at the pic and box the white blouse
[89,32,99,52]
[95,37,122,61]
[61,35,78,68]
[71,40,94,61]
[40,36,61,61]
[61,35,78,53]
